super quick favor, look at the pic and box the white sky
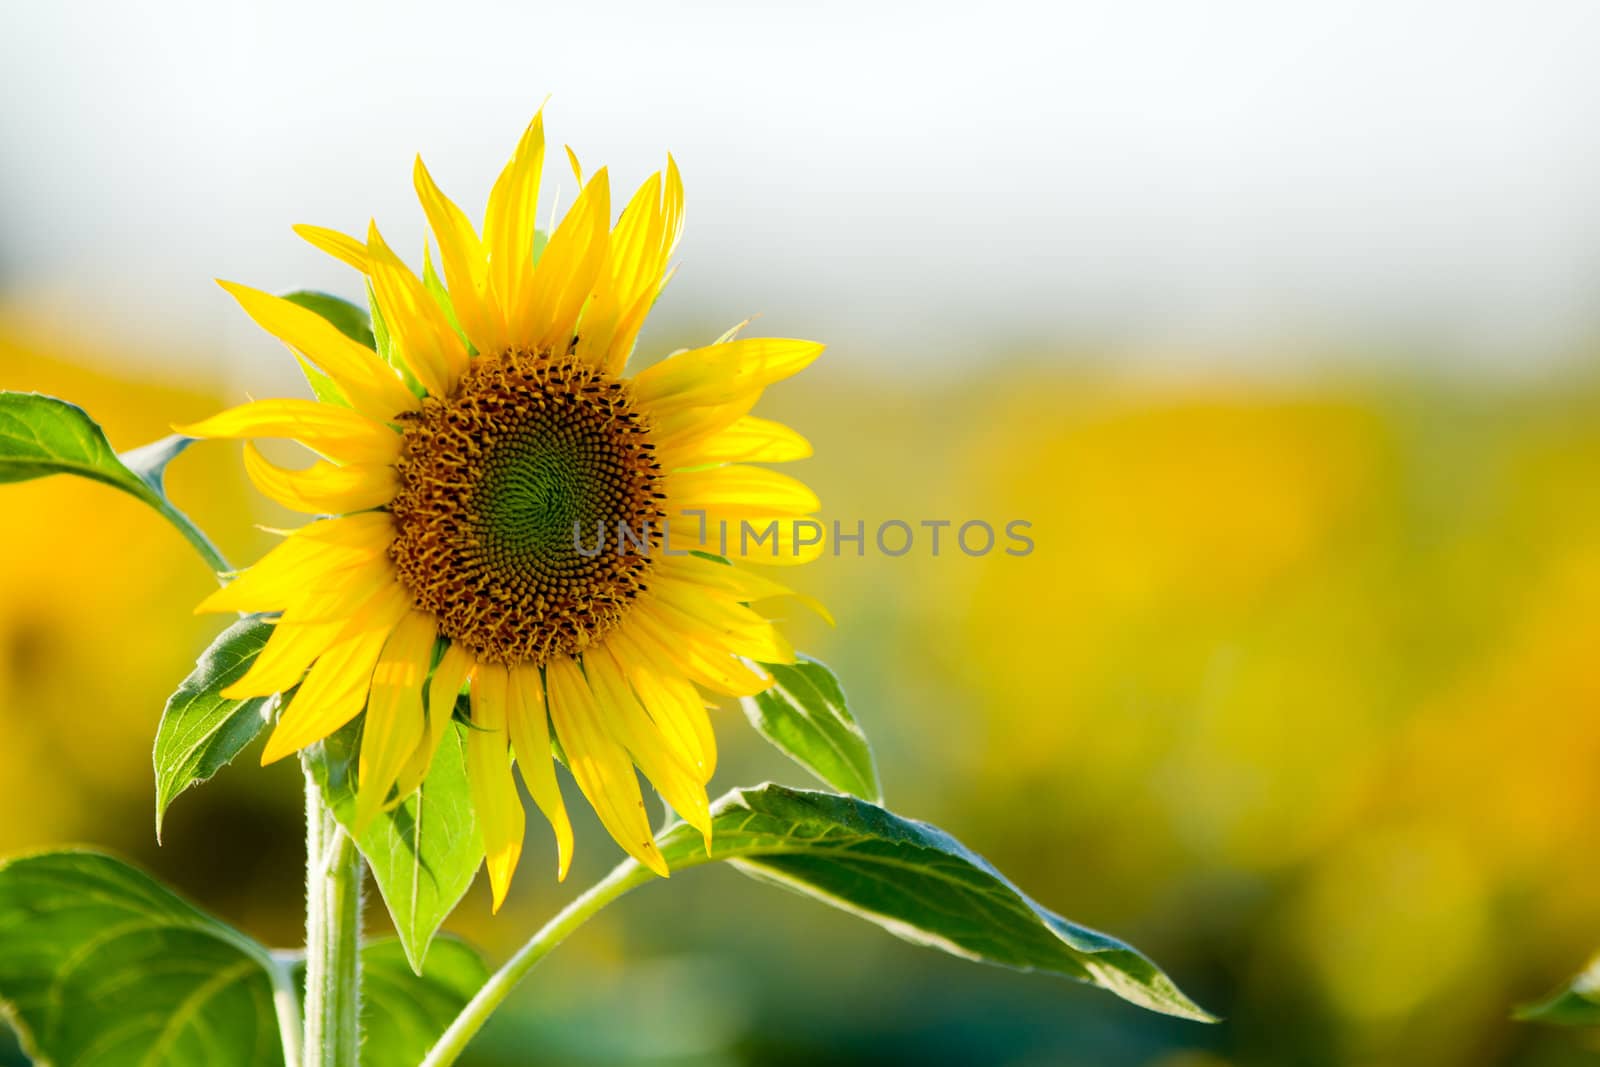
[3,0,1599,379]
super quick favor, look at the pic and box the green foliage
[0,850,288,1066]
[0,851,488,1066]
[742,657,881,801]
[0,391,227,572]
[1518,956,1600,1026]
[664,784,1213,1022]
[153,617,277,837]
[354,939,487,1065]
[305,719,483,975]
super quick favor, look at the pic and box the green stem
[420,859,658,1067]
[153,495,232,579]
[267,953,305,1067]
[302,765,364,1066]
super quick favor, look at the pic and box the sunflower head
[180,109,825,909]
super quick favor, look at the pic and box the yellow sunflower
[179,110,825,910]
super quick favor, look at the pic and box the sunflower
[180,110,826,909]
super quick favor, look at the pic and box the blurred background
[4,1,1600,1064]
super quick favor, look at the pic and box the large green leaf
[0,851,489,1067]
[1518,956,1600,1026]
[357,938,486,1065]
[660,785,1213,1022]
[153,617,276,838]
[0,392,228,573]
[0,850,290,1067]
[741,657,881,801]
[306,718,482,975]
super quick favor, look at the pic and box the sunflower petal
[584,650,711,844]
[395,639,474,798]
[218,281,416,420]
[414,155,499,353]
[354,610,435,831]
[601,630,717,778]
[505,662,575,882]
[519,168,611,349]
[668,465,820,518]
[632,338,824,415]
[241,443,397,516]
[467,664,525,912]
[196,513,393,616]
[294,224,370,275]
[259,582,412,763]
[544,657,668,877]
[670,416,812,466]
[484,110,546,339]
[366,222,468,397]
[176,399,401,466]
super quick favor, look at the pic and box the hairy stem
[420,859,658,1066]
[302,765,364,1066]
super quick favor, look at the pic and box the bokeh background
[5,2,1600,1064]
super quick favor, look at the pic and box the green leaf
[153,617,276,838]
[660,784,1213,1022]
[356,938,486,1066]
[0,850,290,1067]
[1517,956,1600,1026]
[306,718,482,974]
[741,656,881,801]
[0,392,229,573]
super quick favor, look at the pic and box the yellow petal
[626,605,775,697]
[663,514,827,567]
[505,662,575,881]
[395,639,474,798]
[354,610,435,831]
[654,553,833,627]
[632,338,824,414]
[176,399,401,466]
[544,657,668,877]
[413,156,500,353]
[649,392,761,453]
[468,664,525,912]
[218,281,417,420]
[259,582,412,763]
[518,168,611,349]
[484,111,546,339]
[576,169,668,372]
[223,563,396,698]
[642,585,795,665]
[668,465,820,518]
[366,221,468,397]
[294,224,370,275]
[242,443,398,516]
[670,416,812,466]
[602,628,718,777]
[584,651,711,844]
[197,513,393,615]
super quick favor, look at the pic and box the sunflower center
[388,348,663,664]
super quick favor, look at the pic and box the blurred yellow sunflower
[180,110,825,909]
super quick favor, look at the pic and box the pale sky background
[2,0,1599,381]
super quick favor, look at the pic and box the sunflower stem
[420,858,657,1067]
[302,763,364,1067]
